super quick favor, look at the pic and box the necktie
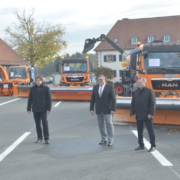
[100,86,102,97]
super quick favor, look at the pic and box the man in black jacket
[131,77,156,152]
[90,75,116,146]
[27,75,52,144]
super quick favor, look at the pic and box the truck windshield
[144,52,180,69]
[9,68,27,79]
[62,62,87,73]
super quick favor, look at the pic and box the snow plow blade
[17,86,93,101]
[116,97,180,111]
[113,97,180,125]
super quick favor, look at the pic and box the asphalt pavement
[0,97,180,180]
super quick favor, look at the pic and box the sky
[1,0,180,56]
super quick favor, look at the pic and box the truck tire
[60,82,69,86]
[114,83,124,96]
[81,82,90,87]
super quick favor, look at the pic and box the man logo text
[162,83,178,87]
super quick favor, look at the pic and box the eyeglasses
[98,79,103,81]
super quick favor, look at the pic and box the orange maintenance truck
[8,65,35,85]
[58,57,93,87]
[0,66,17,96]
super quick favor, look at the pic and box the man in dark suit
[90,75,116,146]
[27,75,52,144]
[131,77,156,152]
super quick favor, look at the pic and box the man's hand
[90,110,94,115]
[47,111,50,114]
[131,115,135,118]
[111,111,115,116]
[28,111,31,115]
[148,114,152,119]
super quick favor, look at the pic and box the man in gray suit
[90,75,116,146]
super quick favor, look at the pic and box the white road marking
[0,98,21,106]
[54,101,61,107]
[169,167,180,179]
[132,130,173,166]
[0,132,30,162]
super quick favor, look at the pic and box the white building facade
[96,49,132,82]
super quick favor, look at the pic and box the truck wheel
[81,82,89,87]
[60,82,69,86]
[114,83,123,96]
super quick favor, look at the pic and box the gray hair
[138,77,147,83]
[98,75,106,79]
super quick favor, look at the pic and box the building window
[114,38,119,43]
[113,70,116,77]
[119,54,122,61]
[107,55,113,62]
[163,35,171,42]
[131,37,139,45]
[147,36,155,43]
[119,70,122,77]
[105,55,116,62]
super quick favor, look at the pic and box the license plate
[163,74,177,77]
[3,84,8,88]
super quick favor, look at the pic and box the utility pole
[34,65,38,76]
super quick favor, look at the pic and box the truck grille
[151,79,180,90]
[66,77,84,82]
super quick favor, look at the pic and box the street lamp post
[34,65,38,76]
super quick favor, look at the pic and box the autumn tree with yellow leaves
[5,9,67,68]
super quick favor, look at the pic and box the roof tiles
[94,15,180,51]
[0,39,27,65]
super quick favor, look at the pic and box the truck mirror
[90,63,94,72]
[131,53,137,70]
[141,51,148,56]
[141,51,148,59]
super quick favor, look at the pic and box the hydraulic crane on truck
[84,34,127,96]
[83,34,180,125]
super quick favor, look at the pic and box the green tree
[93,66,113,82]
[5,9,67,68]
[71,52,82,58]
[65,53,70,58]
[69,51,97,69]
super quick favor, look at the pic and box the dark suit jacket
[130,87,156,120]
[90,84,116,114]
[27,84,52,112]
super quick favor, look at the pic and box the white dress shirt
[98,83,106,96]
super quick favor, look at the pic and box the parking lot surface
[0,97,180,180]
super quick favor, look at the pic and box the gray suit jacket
[90,84,116,114]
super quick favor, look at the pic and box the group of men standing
[27,75,156,152]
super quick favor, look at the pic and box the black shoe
[108,142,113,146]
[148,147,155,152]
[35,139,42,143]
[135,146,145,150]
[99,140,107,145]
[45,140,50,144]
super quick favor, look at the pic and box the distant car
[45,77,53,84]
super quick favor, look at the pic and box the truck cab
[58,58,93,87]
[131,42,180,98]
[8,66,34,85]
